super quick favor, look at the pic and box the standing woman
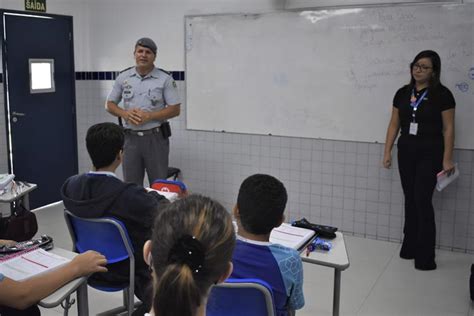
[383,50,455,271]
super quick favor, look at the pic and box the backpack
[151,179,187,195]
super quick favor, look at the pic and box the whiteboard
[185,4,474,149]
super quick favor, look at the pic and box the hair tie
[168,234,205,274]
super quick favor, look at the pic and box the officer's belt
[124,127,160,136]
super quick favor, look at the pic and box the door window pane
[29,59,55,93]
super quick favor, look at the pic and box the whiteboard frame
[184,3,473,149]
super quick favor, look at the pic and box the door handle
[12,111,26,117]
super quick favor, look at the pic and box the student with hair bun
[142,194,236,316]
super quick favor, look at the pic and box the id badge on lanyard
[409,89,428,136]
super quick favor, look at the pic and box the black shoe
[415,260,437,271]
[399,244,415,260]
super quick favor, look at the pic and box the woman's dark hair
[150,194,236,316]
[409,50,442,88]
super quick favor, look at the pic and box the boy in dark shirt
[61,122,168,311]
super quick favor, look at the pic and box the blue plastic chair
[207,278,276,316]
[64,210,136,316]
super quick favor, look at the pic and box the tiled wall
[1,75,473,253]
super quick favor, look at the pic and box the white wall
[85,0,286,70]
[0,0,91,69]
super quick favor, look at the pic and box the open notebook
[270,223,316,250]
[0,248,70,281]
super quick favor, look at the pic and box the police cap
[135,37,157,55]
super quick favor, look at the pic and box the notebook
[436,164,459,191]
[269,223,316,250]
[0,248,70,281]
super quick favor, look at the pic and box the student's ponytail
[154,234,205,316]
[150,195,236,316]
[153,263,201,316]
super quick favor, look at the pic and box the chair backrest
[207,278,276,316]
[151,179,187,195]
[64,210,134,264]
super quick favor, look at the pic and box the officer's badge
[172,81,177,88]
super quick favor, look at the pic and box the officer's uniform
[107,66,180,185]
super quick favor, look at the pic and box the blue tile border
[74,71,184,81]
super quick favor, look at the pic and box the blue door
[1,11,78,209]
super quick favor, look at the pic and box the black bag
[0,201,38,242]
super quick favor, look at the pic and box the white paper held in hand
[436,163,459,192]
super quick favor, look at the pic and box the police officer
[106,37,180,186]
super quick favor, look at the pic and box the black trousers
[397,135,443,265]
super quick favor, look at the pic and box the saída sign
[25,0,46,12]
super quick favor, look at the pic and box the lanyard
[410,89,428,122]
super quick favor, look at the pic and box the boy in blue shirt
[231,174,304,315]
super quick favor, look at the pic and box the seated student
[61,122,169,313]
[0,243,106,316]
[142,194,235,316]
[231,174,304,315]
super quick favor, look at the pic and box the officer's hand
[125,109,142,125]
[135,109,152,125]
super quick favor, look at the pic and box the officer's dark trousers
[123,130,169,186]
[397,135,443,268]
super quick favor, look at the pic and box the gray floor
[35,202,474,316]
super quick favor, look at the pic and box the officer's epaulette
[158,68,171,75]
[119,66,133,74]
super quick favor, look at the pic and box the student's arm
[0,251,107,310]
[441,108,455,174]
[287,253,305,311]
[382,107,400,169]
[125,187,169,227]
[0,239,15,246]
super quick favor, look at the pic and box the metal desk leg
[333,269,341,316]
[22,193,30,210]
[77,282,89,316]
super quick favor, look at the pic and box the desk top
[0,182,37,203]
[301,232,350,271]
[38,247,88,308]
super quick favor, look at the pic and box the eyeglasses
[413,63,432,72]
